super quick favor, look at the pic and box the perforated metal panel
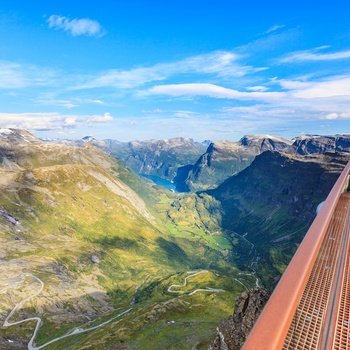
[283,193,350,349]
[333,196,350,350]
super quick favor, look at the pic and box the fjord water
[142,174,178,192]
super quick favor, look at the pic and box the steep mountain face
[0,128,40,145]
[208,288,270,350]
[292,134,350,155]
[0,129,42,169]
[206,151,350,289]
[179,135,293,192]
[0,129,120,172]
[103,137,205,181]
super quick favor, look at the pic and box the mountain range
[76,133,350,192]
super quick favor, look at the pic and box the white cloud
[34,95,106,108]
[0,61,56,89]
[219,78,350,124]
[123,120,138,126]
[148,83,286,101]
[141,109,164,113]
[246,86,269,92]
[266,25,285,34]
[280,76,350,98]
[47,15,103,37]
[62,103,78,108]
[34,95,79,108]
[88,99,104,104]
[0,112,113,131]
[64,117,77,125]
[87,112,113,123]
[281,48,350,63]
[0,113,58,130]
[321,112,350,120]
[180,51,260,77]
[74,51,263,89]
[173,110,199,118]
[80,67,166,89]
[0,62,26,88]
[222,105,300,121]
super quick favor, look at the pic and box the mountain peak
[82,135,95,141]
[239,134,292,145]
[0,128,41,146]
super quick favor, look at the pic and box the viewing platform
[243,161,350,349]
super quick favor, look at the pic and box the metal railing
[243,161,350,350]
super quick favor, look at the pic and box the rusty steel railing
[243,161,350,350]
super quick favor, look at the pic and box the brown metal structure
[243,161,350,350]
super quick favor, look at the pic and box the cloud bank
[0,112,113,131]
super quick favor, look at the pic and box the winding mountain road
[235,231,263,288]
[2,273,131,350]
[233,277,249,292]
[3,269,227,349]
[167,270,225,295]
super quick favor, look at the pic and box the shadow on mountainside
[204,151,350,290]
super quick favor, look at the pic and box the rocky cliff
[292,134,350,155]
[208,287,270,350]
[179,135,293,192]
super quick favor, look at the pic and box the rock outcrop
[209,287,270,350]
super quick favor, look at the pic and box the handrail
[243,161,350,350]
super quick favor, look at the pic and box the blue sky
[0,1,350,141]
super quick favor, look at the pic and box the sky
[0,0,350,142]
